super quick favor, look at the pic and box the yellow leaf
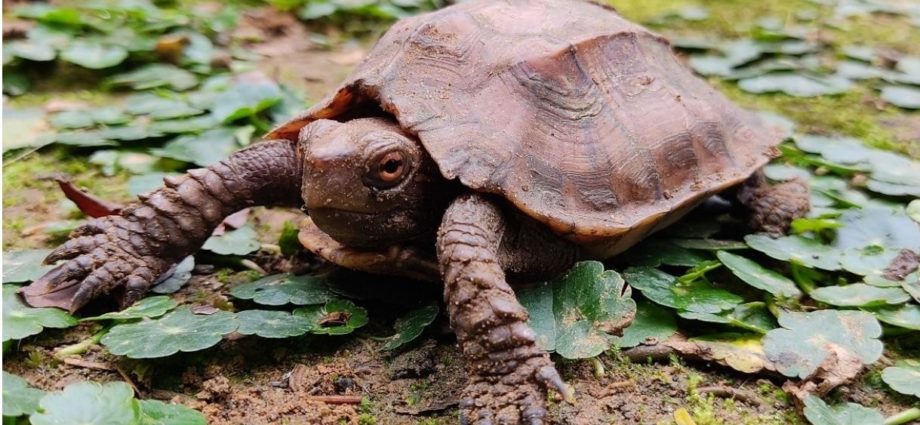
[674,407,698,425]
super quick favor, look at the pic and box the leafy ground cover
[3,0,919,424]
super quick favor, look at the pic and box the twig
[62,358,113,371]
[114,363,143,398]
[696,385,763,407]
[304,395,364,404]
[607,379,635,390]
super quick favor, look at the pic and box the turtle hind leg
[736,170,810,236]
[437,194,574,425]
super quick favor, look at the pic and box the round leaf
[763,310,883,379]
[3,285,77,341]
[552,261,636,359]
[745,234,842,270]
[382,304,440,351]
[3,249,53,283]
[138,399,207,425]
[881,365,920,397]
[101,308,238,358]
[802,395,884,425]
[2,371,45,417]
[202,224,260,256]
[155,128,241,167]
[82,296,177,322]
[717,251,802,298]
[864,304,920,330]
[881,86,920,109]
[61,41,128,69]
[294,299,369,335]
[811,284,910,307]
[518,280,556,352]
[106,64,198,91]
[30,381,139,425]
[230,273,337,306]
[7,39,56,62]
[616,300,677,349]
[738,74,852,97]
[236,309,313,338]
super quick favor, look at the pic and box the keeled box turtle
[23,0,810,423]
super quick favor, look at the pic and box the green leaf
[53,130,118,147]
[60,41,128,69]
[236,309,314,338]
[124,94,203,120]
[30,381,139,425]
[763,310,883,379]
[3,249,53,283]
[745,234,842,271]
[138,399,207,425]
[101,308,238,358]
[623,266,742,313]
[738,74,852,97]
[294,299,369,335]
[907,200,920,224]
[616,301,677,349]
[833,208,920,276]
[864,304,920,331]
[7,39,56,62]
[210,83,283,123]
[230,273,337,306]
[3,72,31,96]
[618,239,710,267]
[3,285,77,341]
[881,364,920,397]
[106,64,198,91]
[49,110,96,130]
[671,239,748,251]
[717,251,802,298]
[552,261,636,359]
[81,296,177,322]
[881,86,920,109]
[153,128,240,167]
[202,224,260,256]
[2,371,45,417]
[382,304,439,351]
[151,256,195,294]
[811,284,910,307]
[518,280,556,352]
[148,116,219,135]
[678,302,777,334]
[127,172,176,197]
[802,395,884,425]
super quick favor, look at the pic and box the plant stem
[884,407,920,425]
[591,357,605,378]
[54,327,108,360]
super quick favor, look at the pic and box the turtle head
[298,118,449,248]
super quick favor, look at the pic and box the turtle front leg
[22,140,304,312]
[437,194,573,425]
[737,170,810,236]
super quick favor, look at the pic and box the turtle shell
[269,0,783,255]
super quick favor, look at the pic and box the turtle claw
[22,216,171,312]
[459,356,568,425]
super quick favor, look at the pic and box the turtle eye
[367,150,409,189]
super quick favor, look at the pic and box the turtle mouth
[307,206,425,248]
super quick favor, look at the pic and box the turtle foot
[460,355,572,425]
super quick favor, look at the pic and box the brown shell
[269,0,783,254]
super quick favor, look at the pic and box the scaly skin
[737,171,810,236]
[21,140,303,311]
[437,194,573,425]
